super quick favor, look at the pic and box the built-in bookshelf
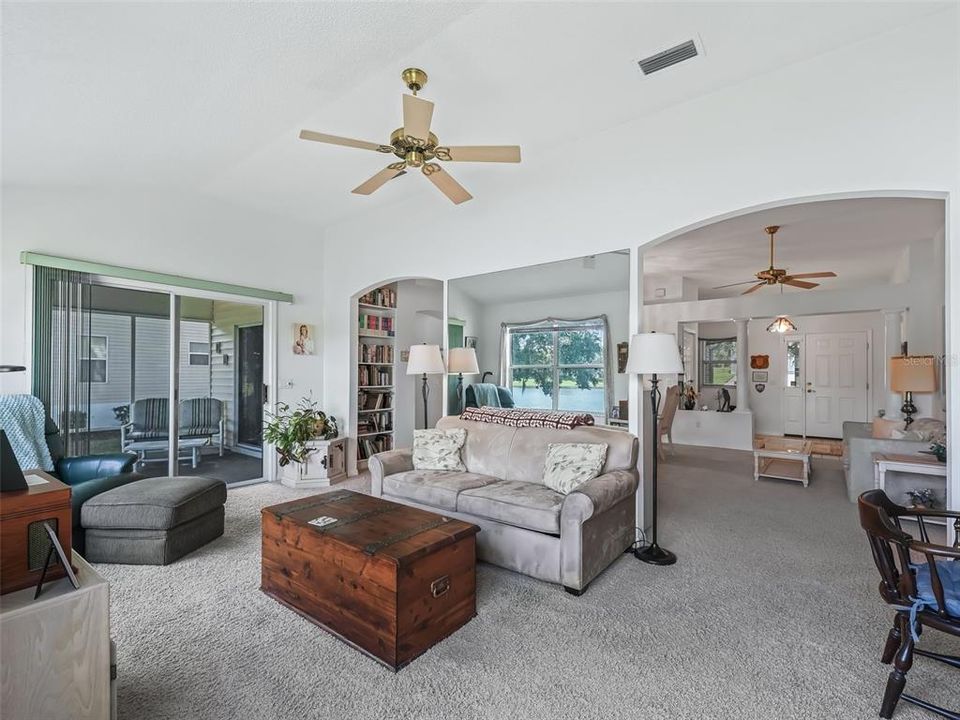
[355,284,397,469]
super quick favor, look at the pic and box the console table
[0,551,111,719]
[873,453,949,526]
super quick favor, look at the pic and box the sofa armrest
[561,469,638,524]
[369,449,414,496]
[57,453,137,486]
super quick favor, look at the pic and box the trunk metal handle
[430,575,450,598]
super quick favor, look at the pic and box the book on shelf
[358,287,397,309]
[357,366,393,388]
[358,314,395,335]
[359,343,394,364]
[359,390,393,411]
[358,434,393,460]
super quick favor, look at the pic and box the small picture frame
[751,370,768,383]
[464,336,478,350]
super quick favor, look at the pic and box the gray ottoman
[81,476,226,565]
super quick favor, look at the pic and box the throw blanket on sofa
[460,406,595,429]
[469,383,502,408]
[0,394,55,471]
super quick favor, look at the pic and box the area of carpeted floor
[96,446,955,720]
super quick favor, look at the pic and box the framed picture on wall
[751,370,768,383]
[465,336,478,350]
[617,342,629,373]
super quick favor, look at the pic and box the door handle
[262,384,269,403]
[806,389,815,393]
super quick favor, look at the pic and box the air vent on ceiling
[638,39,699,75]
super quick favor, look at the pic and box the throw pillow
[872,418,905,439]
[542,443,608,495]
[413,429,466,472]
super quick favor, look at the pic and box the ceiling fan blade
[434,145,521,163]
[402,94,434,144]
[351,164,407,195]
[713,279,762,290]
[742,282,766,295]
[299,130,391,153]
[783,279,819,289]
[422,163,472,204]
[785,271,837,280]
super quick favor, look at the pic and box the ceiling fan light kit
[767,315,798,334]
[712,225,837,295]
[299,68,521,204]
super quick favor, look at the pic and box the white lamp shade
[447,347,479,374]
[624,333,683,375]
[406,344,446,375]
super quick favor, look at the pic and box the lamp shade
[624,333,683,375]
[447,347,479,375]
[406,344,446,375]
[889,355,937,393]
[766,315,798,334]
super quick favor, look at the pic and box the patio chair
[179,398,224,457]
[121,397,224,462]
[857,489,960,719]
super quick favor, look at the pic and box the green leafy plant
[905,488,937,509]
[263,397,338,467]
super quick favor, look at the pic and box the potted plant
[263,397,339,485]
[904,488,937,510]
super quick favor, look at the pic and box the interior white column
[883,309,904,419]
[735,318,750,413]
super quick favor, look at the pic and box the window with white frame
[700,337,736,386]
[507,318,606,415]
[188,341,211,366]
[80,335,108,383]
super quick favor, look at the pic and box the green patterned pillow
[542,443,608,494]
[413,429,467,472]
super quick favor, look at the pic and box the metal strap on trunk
[268,490,356,521]
[362,517,452,556]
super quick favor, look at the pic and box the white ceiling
[453,251,629,305]
[643,197,946,299]
[2,2,949,229]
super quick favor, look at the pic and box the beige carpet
[96,447,955,719]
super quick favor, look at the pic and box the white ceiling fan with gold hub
[713,225,838,295]
[299,68,521,204]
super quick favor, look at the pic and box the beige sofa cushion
[436,416,637,486]
[458,480,565,534]
[382,469,496,511]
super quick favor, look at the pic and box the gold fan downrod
[765,225,779,270]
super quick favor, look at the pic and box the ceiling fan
[299,68,521,205]
[713,225,837,295]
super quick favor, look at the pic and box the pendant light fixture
[767,315,798,333]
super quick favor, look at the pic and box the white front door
[782,336,805,435]
[803,331,869,438]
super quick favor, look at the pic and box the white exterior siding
[210,301,262,447]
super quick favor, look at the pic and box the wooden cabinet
[1,552,111,720]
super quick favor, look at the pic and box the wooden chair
[857,489,960,719]
[657,385,680,461]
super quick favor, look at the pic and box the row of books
[359,343,394,364]
[358,434,393,460]
[358,366,391,387]
[358,390,392,411]
[357,411,393,435]
[359,314,394,335]
[359,287,396,308]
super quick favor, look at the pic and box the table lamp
[624,332,683,566]
[889,355,936,428]
[447,347,479,414]
[406,344,446,429]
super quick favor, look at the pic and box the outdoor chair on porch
[858,489,960,719]
[122,397,224,468]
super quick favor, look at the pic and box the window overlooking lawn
[507,318,607,416]
[700,337,736,386]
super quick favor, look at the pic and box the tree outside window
[507,320,606,415]
[700,337,736,386]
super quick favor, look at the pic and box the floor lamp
[406,344,446,430]
[625,332,683,566]
[447,347,479,414]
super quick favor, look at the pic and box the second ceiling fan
[299,68,521,204]
[713,225,837,295]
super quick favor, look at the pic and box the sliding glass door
[33,269,269,485]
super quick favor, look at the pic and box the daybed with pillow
[369,413,639,595]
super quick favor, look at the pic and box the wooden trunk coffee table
[261,490,479,671]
